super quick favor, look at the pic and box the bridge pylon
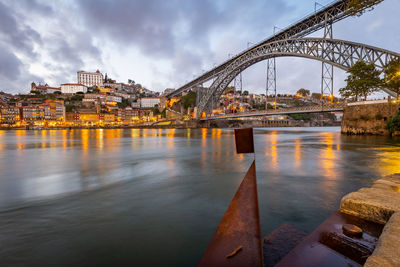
[266,58,277,110]
[320,12,334,104]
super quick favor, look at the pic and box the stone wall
[341,100,400,135]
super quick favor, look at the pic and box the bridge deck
[200,106,344,121]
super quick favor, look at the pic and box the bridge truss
[196,38,400,117]
[164,0,399,118]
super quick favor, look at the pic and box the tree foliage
[152,105,161,115]
[387,113,400,134]
[346,0,384,17]
[182,91,197,109]
[242,90,249,96]
[383,58,400,98]
[296,88,310,97]
[339,61,382,101]
[290,113,312,121]
[65,104,76,112]
[117,98,130,109]
[311,93,322,100]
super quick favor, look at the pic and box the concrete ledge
[340,174,400,224]
[364,212,400,267]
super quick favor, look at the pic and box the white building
[61,83,87,94]
[106,95,122,105]
[140,97,160,108]
[131,102,140,108]
[77,70,104,87]
[83,93,105,105]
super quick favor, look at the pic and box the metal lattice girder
[234,72,243,93]
[321,14,334,98]
[195,37,400,118]
[167,0,383,98]
[266,58,277,109]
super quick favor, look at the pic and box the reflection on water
[0,127,399,266]
[374,147,400,176]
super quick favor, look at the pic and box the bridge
[166,0,400,119]
[199,104,345,121]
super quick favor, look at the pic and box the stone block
[340,187,400,224]
[364,212,400,267]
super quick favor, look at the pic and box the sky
[0,0,399,96]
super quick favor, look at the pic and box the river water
[0,127,399,266]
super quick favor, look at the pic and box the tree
[65,104,76,112]
[296,88,310,97]
[117,99,130,109]
[182,91,197,109]
[346,0,384,17]
[71,94,84,102]
[160,108,166,118]
[387,113,400,134]
[128,79,135,85]
[290,113,312,121]
[243,90,249,96]
[339,61,382,101]
[383,58,400,99]
[152,105,161,115]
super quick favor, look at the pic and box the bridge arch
[196,37,400,118]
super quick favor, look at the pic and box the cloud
[0,45,22,80]
[0,0,398,95]
[0,0,102,93]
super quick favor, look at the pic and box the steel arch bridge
[195,38,400,118]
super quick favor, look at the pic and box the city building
[31,82,61,94]
[117,107,140,122]
[140,97,160,108]
[99,87,115,94]
[83,93,106,105]
[105,95,122,106]
[0,106,20,124]
[0,92,13,104]
[61,83,87,94]
[115,91,130,99]
[99,113,115,123]
[131,102,140,108]
[103,82,123,90]
[44,100,65,121]
[22,105,45,121]
[77,70,104,87]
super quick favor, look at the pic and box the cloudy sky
[0,0,399,96]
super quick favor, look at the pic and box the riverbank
[269,173,400,266]
[341,100,400,136]
[0,118,340,130]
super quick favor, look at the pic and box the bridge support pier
[320,12,334,104]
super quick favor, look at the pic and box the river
[0,127,399,266]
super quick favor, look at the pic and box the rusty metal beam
[199,161,263,267]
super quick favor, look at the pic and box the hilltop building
[31,82,61,94]
[77,70,104,87]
